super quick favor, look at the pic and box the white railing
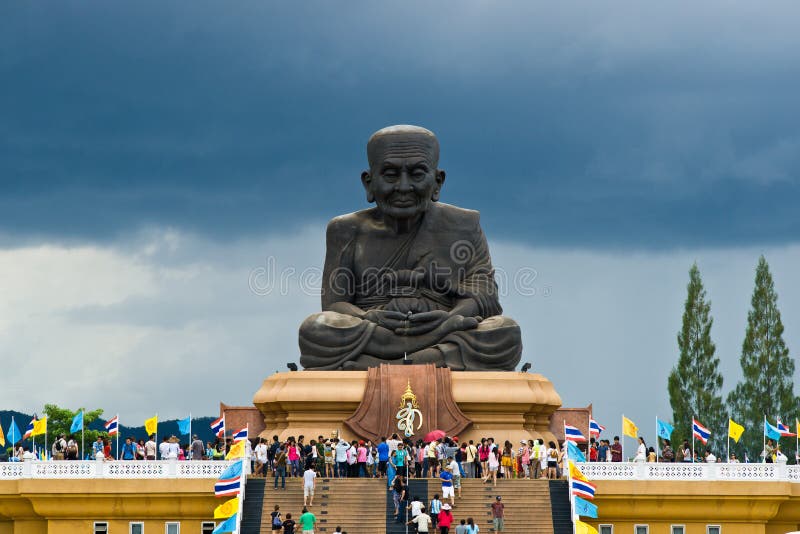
[0,459,235,479]
[577,461,800,481]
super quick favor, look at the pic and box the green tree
[41,404,105,453]
[728,256,797,461]
[668,263,726,455]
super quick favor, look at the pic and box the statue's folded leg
[299,312,377,370]
[300,311,420,369]
[426,315,522,371]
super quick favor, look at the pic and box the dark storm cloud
[1,0,799,248]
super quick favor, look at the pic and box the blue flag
[7,419,22,445]
[574,496,598,518]
[567,440,586,462]
[212,513,238,534]
[177,416,191,435]
[219,459,243,481]
[656,419,674,440]
[765,420,782,441]
[70,411,84,433]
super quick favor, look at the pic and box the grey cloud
[1,0,799,249]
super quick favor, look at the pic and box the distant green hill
[1,411,217,446]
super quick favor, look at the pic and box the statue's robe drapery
[299,203,522,371]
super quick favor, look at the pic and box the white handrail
[0,459,235,479]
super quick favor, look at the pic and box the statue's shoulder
[429,203,481,228]
[326,208,379,237]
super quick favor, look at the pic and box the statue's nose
[396,172,414,192]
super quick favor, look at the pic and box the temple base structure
[253,366,562,445]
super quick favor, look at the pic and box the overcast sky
[1,1,799,446]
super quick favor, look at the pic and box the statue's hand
[363,309,408,330]
[395,310,451,336]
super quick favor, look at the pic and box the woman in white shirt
[634,437,647,463]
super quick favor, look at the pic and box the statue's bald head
[367,125,440,168]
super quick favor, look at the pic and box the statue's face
[362,134,445,220]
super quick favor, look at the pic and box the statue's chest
[351,232,454,280]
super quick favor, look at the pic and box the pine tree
[728,256,797,461]
[668,263,726,456]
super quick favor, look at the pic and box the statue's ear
[431,169,446,202]
[361,171,375,203]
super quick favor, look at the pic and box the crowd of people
[254,432,539,533]
[251,432,572,488]
[600,436,789,464]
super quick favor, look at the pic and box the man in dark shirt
[491,496,505,532]
[611,436,623,462]
[282,513,296,534]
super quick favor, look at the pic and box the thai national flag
[210,416,225,438]
[232,426,248,442]
[571,479,597,500]
[589,419,605,438]
[214,476,241,497]
[104,416,119,436]
[565,424,587,442]
[776,418,796,437]
[23,418,36,440]
[692,418,711,444]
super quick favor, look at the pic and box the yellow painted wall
[0,479,219,534]
[5,477,800,533]
[587,480,800,534]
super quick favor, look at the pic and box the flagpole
[81,410,85,461]
[116,414,120,460]
[155,413,158,461]
[796,419,799,465]
[655,416,658,463]
[763,414,767,464]
[11,415,15,456]
[189,412,192,458]
[621,415,624,462]
[44,419,48,461]
[564,418,576,534]
[727,420,730,464]
[692,415,695,464]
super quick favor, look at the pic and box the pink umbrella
[424,429,446,443]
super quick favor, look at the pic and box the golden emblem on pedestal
[396,381,423,438]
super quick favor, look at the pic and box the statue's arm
[321,216,358,312]
[457,215,502,318]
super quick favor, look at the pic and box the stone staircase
[257,477,564,534]
[452,478,555,534]
[261,477,389,534]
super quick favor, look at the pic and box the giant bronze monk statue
[299,125,522,371]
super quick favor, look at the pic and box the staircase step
[251,477,566,533]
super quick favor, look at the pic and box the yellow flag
[0,423,5,447]
[144,416,158,436]
[622,416,638,439]
[569,460,589,483]
[226,440,245,460]
[32,417,48,437]
[575,520,599,534]
[728,419,745,443]
[214,497,239,519]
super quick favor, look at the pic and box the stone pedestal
[253,367,562,445]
